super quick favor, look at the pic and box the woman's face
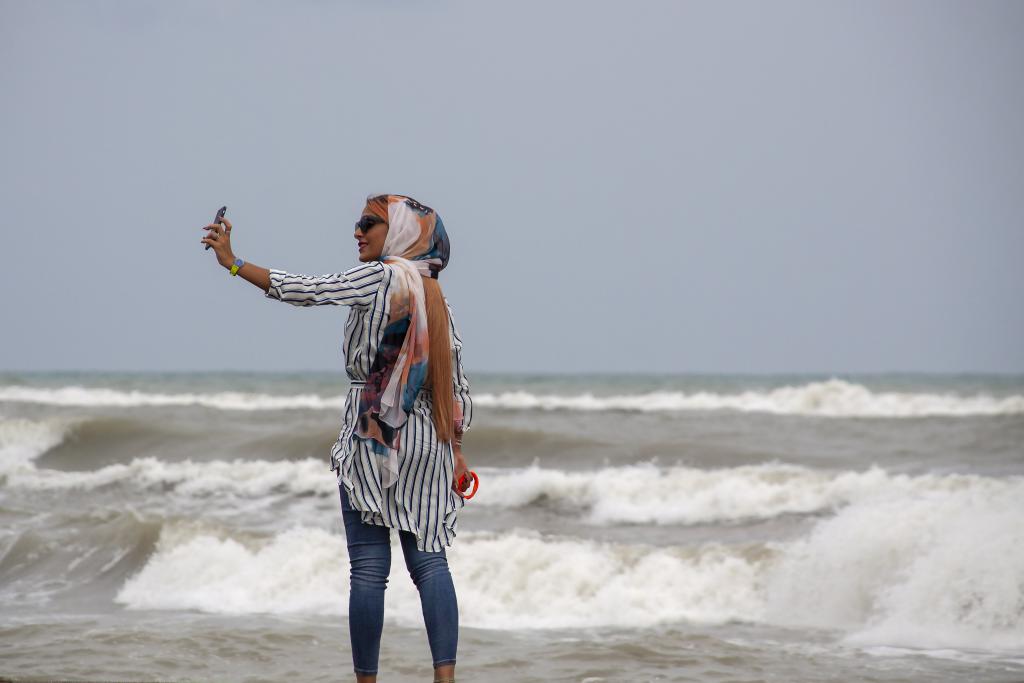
[355,212,388,262]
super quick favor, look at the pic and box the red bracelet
[457,471,479,499]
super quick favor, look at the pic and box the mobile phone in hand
[205,206,228,251]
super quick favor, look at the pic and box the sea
[0,371,1022,683]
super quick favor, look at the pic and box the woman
[201,194,473,683]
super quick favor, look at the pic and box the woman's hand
[452,441,471,497]
[198,217,272,292]
[201,216,235,270]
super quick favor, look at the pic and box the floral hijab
[354,194,461,488]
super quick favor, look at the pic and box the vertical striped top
[264,261,474,553]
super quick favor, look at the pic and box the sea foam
[7,450,1021,530]
[114,522,765,629]
[2,379,1021,416]
[761,482,1024,651]
[0,416,76,473]
[473,462,1021,525]
[473,379,1024,417]
[115,479,1024,651]
[0,385,345,410]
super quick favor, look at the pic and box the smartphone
[204,206,228,251]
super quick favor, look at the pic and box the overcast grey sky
[1,0,1021,374]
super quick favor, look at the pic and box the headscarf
[354,194,460,488]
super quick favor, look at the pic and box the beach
[1,371,1022,682]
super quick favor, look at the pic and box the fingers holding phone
[200,208,235,268]
[203,206,227,251]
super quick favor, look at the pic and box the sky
[1,0,1022,374]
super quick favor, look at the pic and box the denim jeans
[339,484,459,675]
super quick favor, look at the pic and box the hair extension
[422,275,455,442]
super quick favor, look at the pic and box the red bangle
[457,471,479,499]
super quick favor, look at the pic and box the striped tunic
[265,261,474,553]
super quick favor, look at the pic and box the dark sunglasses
[355,215,385,232]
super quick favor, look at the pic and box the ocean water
[1,371,1022,683]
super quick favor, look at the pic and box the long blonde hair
[422,276,455,442]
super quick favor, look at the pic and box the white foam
[116,523,349,617]
[0,385,346,411]
[115,481,1024,651]
[4,455,333,497]
[0,416,74,473]
[2,379,1021,416]
[473,462,1019,526]
[442,530,765,630]
[115,523,765,630]
[762,484,1024,651]
[9,456,1020,532]
[475,378,1024,417]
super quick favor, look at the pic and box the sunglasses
[355,215,385,233]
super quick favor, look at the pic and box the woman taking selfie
[201,194,474,683]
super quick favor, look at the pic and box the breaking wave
[3,379,1021,416]
[114,479,1024,651]
[473,379,1024,417]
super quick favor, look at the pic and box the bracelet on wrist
[229,257,245,276]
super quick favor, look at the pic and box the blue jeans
[339,484,458,675]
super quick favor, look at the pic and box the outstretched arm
[201,216,384,306]
[263,264,385,307]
